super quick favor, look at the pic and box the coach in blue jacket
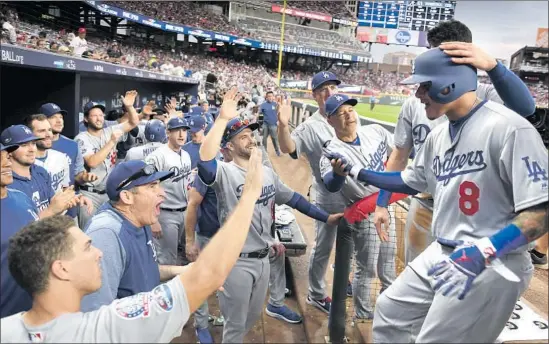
[80,160,189,312]
[259,91,281,156]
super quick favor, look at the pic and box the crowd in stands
[272,1,355,19]
[478,75,548,108]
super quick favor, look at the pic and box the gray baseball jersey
[145,145,192,209]
[402,100,549,243]
[0,277,190,343]
[209,161,294,253]
[75,124,125,190]
[125,142,163,161]
[320,125,394,206]
[34,149,71,193]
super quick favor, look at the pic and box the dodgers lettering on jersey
[320,125,394,205]
[402,101,548,245]
[209,161,294,253]
[34,149,71,193]
[75,124,126,190]
[145,145,192,209]
[125,142,163,161]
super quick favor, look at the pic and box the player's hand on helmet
[277,95,292,127]
[121,90,138,108]
[327,213,344,226]
[373,206,391,241]
[439,42,498,71]
[219,86,240,121]
[242,147,264,199]
[151,222,162,239]
[110,128,124,143]
[428,242,489,300]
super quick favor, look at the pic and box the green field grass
[295,99,401,124]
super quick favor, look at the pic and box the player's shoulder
[86,210,124,236]
[480,101,534,131]
[32,163,50,177]
[0,313,27,342]
[49,148,70,160]
[7,188,32,202]
[359,123,389,136]
[59,134,78,145]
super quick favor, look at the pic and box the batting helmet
[400,48,477,104]
[144,119,167,143]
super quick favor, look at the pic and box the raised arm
[276,96,297,155]
[118,90,140,133]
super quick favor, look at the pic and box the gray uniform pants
[373,242,533,343]
[342,209,397,319]
[268,249,286,307]
[404,197,436,264]
[79,190,109,230]
[308,192,345,300]
[194,233,215,329]
[218,257,270,343]
[262,123,280,154]
[153,209,185,265]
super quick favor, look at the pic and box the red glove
[344,192,408,224]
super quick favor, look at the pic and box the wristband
[376,190,392,207]
[488,223,528,258]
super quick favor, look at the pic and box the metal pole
[276,0,287,86]
[328,221,354,344]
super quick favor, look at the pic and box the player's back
[125,142,163,161]
[418,100,548,243]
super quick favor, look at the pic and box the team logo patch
[28,332,45,343]
[114,292,151,319]
[151,283,174,312]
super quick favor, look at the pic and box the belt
[239,247,269,259]
[160,207,187,212]
[79,186,106,194]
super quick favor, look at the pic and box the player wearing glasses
[80,160,190,312]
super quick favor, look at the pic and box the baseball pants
[268,248,286,307]
[373,242,533,343]
[262,124,280,154]
[194,233,215,330]
[153,209,185,265]
[342,207,397,319]
[404,197,436,264]
[79,190,109,230]
[218,257,270,343]
[308,189,345,301]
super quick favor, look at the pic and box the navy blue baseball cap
[187,115,206,133]
[167,117,190,130]
[222,118,259,145]
[39,103,68,118]
[325,94,358,117]
[311,71,341,92]
[189,106,202,116]
[83,101,106,116]
[1,125,40,146]
[106,160,174,200]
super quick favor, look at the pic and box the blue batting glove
[428,238,497,300]
[323,150,353,174]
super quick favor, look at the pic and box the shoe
[195,327,213,344]
[266,304,303,324]
[346,281,353,297]
[531,250,548,269]
[306,295,332,314]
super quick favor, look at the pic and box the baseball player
[373,20,537,266]
[0,125,78,218]
[277,71,356,313]
[334,48,548,343]
[74,91,140,229]
[145,117,193,265]
[182,115,207,169]
[0,141,40,318]
[124,119,166,161]
[197,87,342,343]
[0,152,267,342]
[320,94,397,320]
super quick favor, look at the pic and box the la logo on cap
[23,127,32,135]
[335,95,343,101]
[322,72,330,78]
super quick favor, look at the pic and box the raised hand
[122,90,138,108]
[242,147,263,199]
[110,128,124,143]
[219,86,240,121]
[277,95,292,127]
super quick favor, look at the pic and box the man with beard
[145,117,193,265]
[74,91,140,229]
[0,125,78,219]
[0,142,40,318]
[25,114,95,219]
[198,87,343,343]
[40,103,96,220]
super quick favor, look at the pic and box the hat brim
[223,122,260,143]
[45,109,68,118]
[399,74,432,85]
[129,171,175,191]
[85,104,106,115]
[0,143,20,152]
[168,124,191,131]
[13,136,41,145]
[328,98,358,117]
[189,127,204,133]
[313,78,342,92]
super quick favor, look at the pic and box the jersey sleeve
[498,128,549,212]
[145,150,165,172]
[75,134,95,158]
[273,168,295,205]
[290,123,311,157]
[401,136,430,193]
[193,174,208,197]
[319,150,333,181]
[81,227,126,312]
[86,277,190,343]
[74,141,85,175]
[393,99,414,150]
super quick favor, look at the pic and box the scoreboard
[358,0,456,32]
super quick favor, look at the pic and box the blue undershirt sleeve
[487,61,535,117]
[286,193,330,223]
[356,170,420,195]
[197,159,217,185]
